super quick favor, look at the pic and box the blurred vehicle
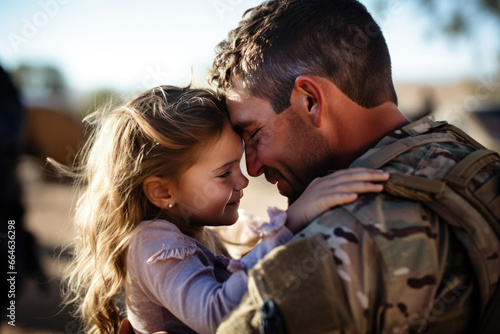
[23,106,84,168]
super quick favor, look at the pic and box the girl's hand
[285,168,390,233]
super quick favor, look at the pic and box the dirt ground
[1,155,287,334]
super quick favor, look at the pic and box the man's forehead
[226,98,256,131]
[225,93,272,128]
[225,78,275,129]
[225,85,256,126]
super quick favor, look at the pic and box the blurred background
[0,0,499,333]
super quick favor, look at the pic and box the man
[209,0,500,333]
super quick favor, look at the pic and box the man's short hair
[210,0,398,112]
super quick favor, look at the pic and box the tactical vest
[350,119,500,333]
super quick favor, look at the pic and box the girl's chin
[217,210,240,226]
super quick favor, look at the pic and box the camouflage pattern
[290,117,500,333]
[217,117,500,334]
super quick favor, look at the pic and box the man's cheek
[267,115,288,133]
[258,137,279,161]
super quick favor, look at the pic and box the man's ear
[290,76,323,127]
[143,176,175,209]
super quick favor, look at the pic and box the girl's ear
[143,176,175,209]
[290,75,323,127]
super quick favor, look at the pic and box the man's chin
[284,186,304,206]
[286,179,313,206]
[276,179,289,197]
[286,194,300,206]
[266,170,306,205]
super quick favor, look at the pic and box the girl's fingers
[312,193,359,213]
[319,184,383,208]
[327,181,384,194]
[327,193,358,205]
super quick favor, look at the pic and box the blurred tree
[375,0,500,37]
[9,63,66,96]
[84,88,124,117]
[375,0,500,86]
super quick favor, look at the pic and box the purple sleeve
[130,213,292,334]
[233,207,293,271]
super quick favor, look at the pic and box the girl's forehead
[191,125,243,167]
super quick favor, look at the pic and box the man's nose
[245,145,264,177]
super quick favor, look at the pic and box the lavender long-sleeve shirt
[125,208,292,334]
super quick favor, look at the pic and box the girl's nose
[235,169,249,191]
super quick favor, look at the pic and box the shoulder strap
[445,149,497,187]
[440,123,486,150]
[352,119,454,169]
[353,119,500,241]
[352,132,456,169]
[352,120,500,330]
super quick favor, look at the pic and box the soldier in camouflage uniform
[286,117,494,333]
[209,0,500,333]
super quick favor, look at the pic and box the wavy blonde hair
[60,86,229,333]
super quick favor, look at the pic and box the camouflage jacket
[217,117,500,334]
[289,117,500,333]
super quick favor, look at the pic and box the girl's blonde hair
[61,86,229,333]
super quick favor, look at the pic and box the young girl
[61,86,388,334]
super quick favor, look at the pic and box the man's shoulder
[307,192,424,227]
[295,192,432,246]
[373,118,474,177]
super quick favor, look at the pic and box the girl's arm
[226,168,389,272]
[285,168,389,233]
[128,219,291,334]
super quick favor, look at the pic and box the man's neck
[330,102,409,169]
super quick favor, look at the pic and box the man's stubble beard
[285,130,333,206]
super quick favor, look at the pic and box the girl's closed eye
[218,170,232,179]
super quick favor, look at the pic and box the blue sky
[0,0,498,92]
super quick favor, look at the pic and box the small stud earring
[168,203,174,208]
